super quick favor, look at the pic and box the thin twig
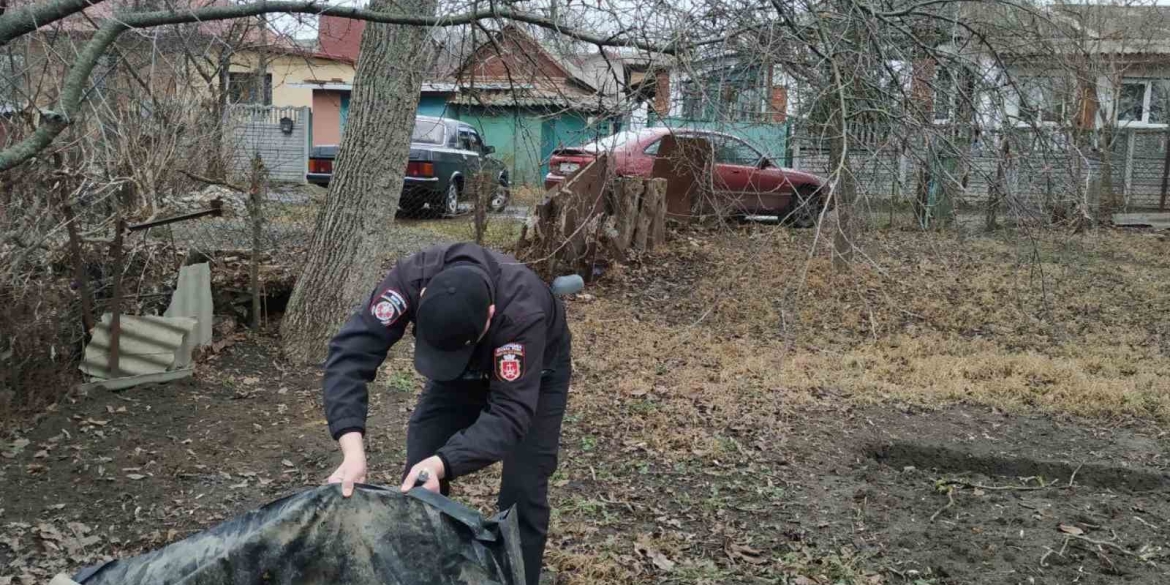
[942,478,1069,491]
[930,487,955,522]
[1068,534,1151,562]
[1040,545,1057,568]
[1068,461,1084,488]
[1133,516,1160,532]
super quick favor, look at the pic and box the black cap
[414,265,492,381]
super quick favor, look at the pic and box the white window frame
[1116,78,1170,129]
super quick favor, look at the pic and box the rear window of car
[575,130,657,153]
[412,119,446,144]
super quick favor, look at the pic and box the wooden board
[651,135,713,220]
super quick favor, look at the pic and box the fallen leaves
[2,438,30,459]
[1059,524,1085,536]
[725,540,767,565]
[634,535,676,572]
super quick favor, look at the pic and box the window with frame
[1017,77,1067,125]
[681,81,705,120]
[458,129,484,153]
[712,135,761,166]
[228,72,272,105]
[933,67,955,123]
[1117,79,1170,125]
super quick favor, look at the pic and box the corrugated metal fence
[224,105,310,184]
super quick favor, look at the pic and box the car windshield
[412,119,445,144]
[575,130,656,153]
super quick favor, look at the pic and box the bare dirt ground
[3,220,1169,584]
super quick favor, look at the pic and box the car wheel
[489,176,510,213]
[786,187,822,228]
[443,180,460,217]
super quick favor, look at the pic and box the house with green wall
[305,20,664,187]
[414,26,636,187]
[653,55,792,164]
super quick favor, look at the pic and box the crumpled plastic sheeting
[72,485,525,585]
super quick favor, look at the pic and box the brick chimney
[653,70,670,117]
[318,15,365,61]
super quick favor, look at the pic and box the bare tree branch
[0,0,679,173]
[0,0,107,47]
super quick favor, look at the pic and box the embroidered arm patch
[494,343,525,382]
[370,289,408,327]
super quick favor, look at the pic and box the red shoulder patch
[494,343,525,382]
[370,289,408,327]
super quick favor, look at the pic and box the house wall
[230,53,355,109]
[454,106,544,187]
[418,95,455,118]
[538,112,619,176]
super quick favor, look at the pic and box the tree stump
[633,177,659,252]
[516,157,674,280]
[613,177,643,254]
[516,155,611,280]
[648,178,667,247]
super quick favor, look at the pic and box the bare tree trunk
[206,48,232,179]
[830,112,856,269]
[249,154,266,329]
[280,0,436,364]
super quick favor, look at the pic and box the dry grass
[403,216,524,251]
[510,184,546,209]
[577,225,1170,424]
[531,223,1170,583]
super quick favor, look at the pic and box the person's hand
[326,431,367,497]
[401,456,445,494]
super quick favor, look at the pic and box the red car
[545,128,828,226]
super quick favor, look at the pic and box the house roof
[448,86,618,111]
[962,2,1170,57]
[451,25,597,91]
[1053,4,1170,55]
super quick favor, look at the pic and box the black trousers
[404,339,571,585]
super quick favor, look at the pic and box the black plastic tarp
[72,485,525,585]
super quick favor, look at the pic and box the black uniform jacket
[322,243,570,479]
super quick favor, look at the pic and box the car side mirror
[484,145,495,155]
[758,157,771,169]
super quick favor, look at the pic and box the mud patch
[865,440,1170,492]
